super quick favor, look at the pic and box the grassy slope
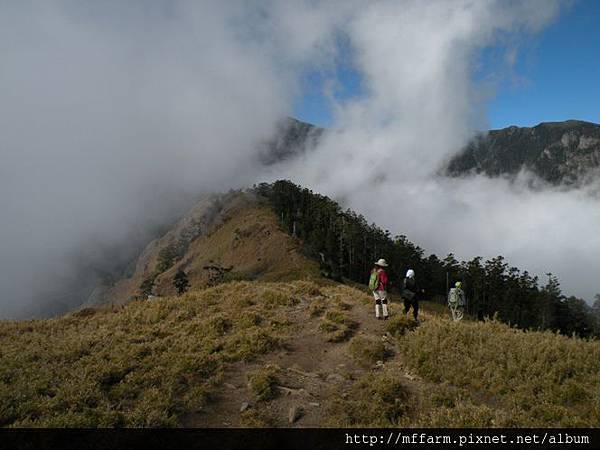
[0,281,323,426]
[1,281,599,427]
[106,193,320,302]
[400,314,600,426]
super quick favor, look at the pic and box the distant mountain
[447,120,600,185]
[259,117,323,165]
[267,118,600,187]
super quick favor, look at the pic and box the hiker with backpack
[369,259,390,320]
[402,269,423,322]
[447,281,467,321]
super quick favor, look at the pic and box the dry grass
[309,284,361,343]
[398,313,600,427]
[385,315,418,338]
[105,194,321,303]
[3,276,599,428]
[239,409,274,427]
[348,336,389,368]
[247,364,280,402]
[0,281,317,427]
[318,309,358,343]
[325,373,411,427]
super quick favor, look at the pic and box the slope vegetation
[103,191,319,303]
[2,281,599,427]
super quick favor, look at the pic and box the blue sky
[293,0,600,130]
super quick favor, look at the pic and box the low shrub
[247,365,280,401]
[349,336,389,367]
[326,373,410,427]
[385,315,418,338]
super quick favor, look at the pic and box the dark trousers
[403,298,419,320]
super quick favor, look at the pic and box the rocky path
[184,292,427,427]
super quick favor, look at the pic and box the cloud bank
[0,0,340,317]
[275,0,600,301]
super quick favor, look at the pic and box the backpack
[403,277,416,300]
[448,288,463,306]
[368,270,379,291]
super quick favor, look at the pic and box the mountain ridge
[94,190,320,305]
[265,117,600,186]
[446,119,600,185]
[90,180,599,340]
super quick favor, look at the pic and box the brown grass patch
[247,364,281,402]
[0,281,312,427]
[326,373,410,427]
[398,314,600,426]
[348,336,389,368]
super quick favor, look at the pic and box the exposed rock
[287,367,319,378]
[240,402,250,412]
[326,373,344,383]
[276,385,305,396]
[288,405,303,424]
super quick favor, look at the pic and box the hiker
[402,269,423,322]
[447,281,467,321]
[369,259,390,320]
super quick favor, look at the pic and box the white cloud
[0,0,336,317]
[273,0,600,301]
[4,0,593,318]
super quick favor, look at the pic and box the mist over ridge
[4,0,600,319]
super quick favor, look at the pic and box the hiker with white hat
[368,258,390,320]
[402,269,423,322]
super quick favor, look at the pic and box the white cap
[406,269,415,278]
[375,258,388,267]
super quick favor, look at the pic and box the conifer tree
[173,269,190,295]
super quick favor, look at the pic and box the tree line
[255,180,600,338]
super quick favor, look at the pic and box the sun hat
[375,258,388,267]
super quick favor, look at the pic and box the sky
[293,0,600,130]
[3,0,600,318]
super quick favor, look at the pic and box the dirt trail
[184,292,427,427]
